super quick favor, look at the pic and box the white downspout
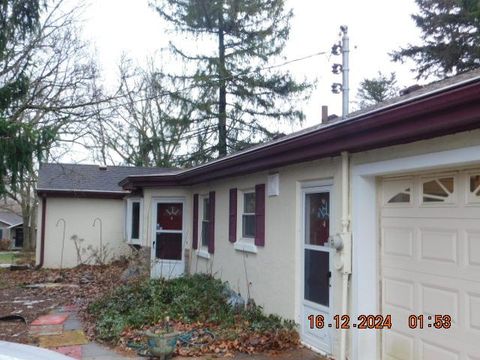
[340,151,352,360]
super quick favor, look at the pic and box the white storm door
[151,199,185,279]
[300,187,332,354]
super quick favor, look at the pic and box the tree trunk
[21,184,36,251]
[217,12,227,157]
[22,214,31,250]
[29,201,37,250]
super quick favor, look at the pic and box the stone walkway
[29,305,140,359]
[29,305,325,360]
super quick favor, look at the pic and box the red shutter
[229,188,237,243]
[192,194,199,250]
[208,191,215,254]
[255,184,265,246]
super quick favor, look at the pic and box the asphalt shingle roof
[0,211,23,226]
[37,163,178,192]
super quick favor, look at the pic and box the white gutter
[36,188,129,194]
[7,222,23,229]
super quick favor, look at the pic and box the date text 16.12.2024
[307,315,392,330]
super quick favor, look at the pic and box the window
[201,197,210,247]
[126,198,143,244]
[422,176,454,203]
[383,178,412,205]
[388,188,411,204]
[131,202,140,239]
[0,228,3,239]
[242,192,255,238]
[470,174,480,195]
[305,192,330,246]
[233,185,264,253]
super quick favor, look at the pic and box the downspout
[339,151,352,360]
[38,196,47,268]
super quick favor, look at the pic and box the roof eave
[36,189,128,199]
[121,79,480,189]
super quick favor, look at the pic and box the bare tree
[3,0,107,250]
[89,57,192,168]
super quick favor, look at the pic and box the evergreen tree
[151,0,312,159]
[0,0,54,194]
[392,0,480,79]
[357,72,399,109]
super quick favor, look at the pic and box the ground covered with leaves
[87,274,300,357]
[0,261,128,344]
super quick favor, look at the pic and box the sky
[78,0,422,132]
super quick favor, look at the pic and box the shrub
[88,274,296,344]
[0,238,12,251]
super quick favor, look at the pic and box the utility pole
[341,26,349,119]
[331,25,350,119]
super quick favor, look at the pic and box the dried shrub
[0,238,12,251]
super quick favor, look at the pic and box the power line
[85,49,329,114]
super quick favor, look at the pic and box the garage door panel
[383,330,415,360]
[381,172,480,359]
[382,207,480,220]
[420,340,459,360]
[383,227,414,258]
[466,231,480,267]
[420,284,459,323]
[466,292,480,332]
[384,277,415,312]
[419,228,458,264]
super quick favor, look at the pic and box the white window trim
[234,241,258,254]
[196,195,210,258]
[126,197,143,245]
[234,189,258,253]
[196,248,211,259]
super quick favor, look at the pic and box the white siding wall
[36,197,130,268]
[143,157,344,357]
[0,223,11,241]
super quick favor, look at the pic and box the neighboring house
[36,69,480,360]
[35,164,178,268]
[0,211,24,249]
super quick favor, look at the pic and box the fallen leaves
[116,316,300,357]
[1,265,301,357]
[0,261,130,345]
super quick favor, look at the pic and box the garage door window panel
[468,174,480,204]
[422,177,455,203]
[383,179,413,205]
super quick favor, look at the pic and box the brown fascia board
[120,79,480,189]
[36,189,127,199]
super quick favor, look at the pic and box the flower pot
[144,330,181,359]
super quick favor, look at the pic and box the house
[0,211,23,249]
[36,69,480,360]
[35,163,177,268]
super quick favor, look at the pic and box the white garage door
[381,171,480,360]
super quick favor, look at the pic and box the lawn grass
[0,252,17,264]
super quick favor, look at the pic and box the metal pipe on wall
[340,151,352,360]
